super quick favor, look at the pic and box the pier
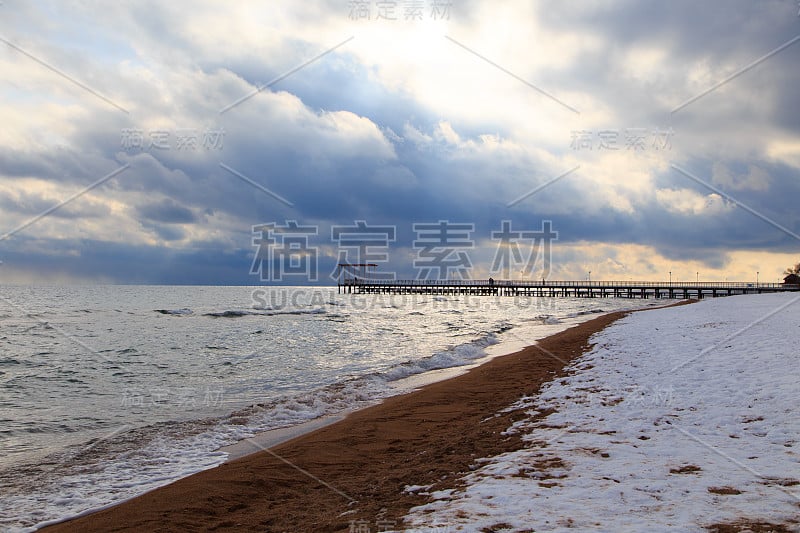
[338,279,799,299]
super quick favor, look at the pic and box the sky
[0,0,799,285]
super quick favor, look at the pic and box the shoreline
[218,310,610,464]
[41,302,690,532]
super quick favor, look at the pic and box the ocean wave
[380,332,501,383]
[204,308,327,318]
[497,322,514,333]
[566,308,605,318]
[154,308,193,316]
[522,314,564,325]
[203,310,256,318]
[223,332,505,434]
[535,315,562,325]
[4,324,515,532]
[0,418,230,532]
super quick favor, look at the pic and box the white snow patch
[404,484,434,494]
[404,293,800,532]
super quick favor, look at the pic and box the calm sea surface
[0,285,661,531]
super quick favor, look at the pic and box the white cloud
[766,139,800,169]
[655,187,729,216]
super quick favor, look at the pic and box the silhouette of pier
[338,279,798,299]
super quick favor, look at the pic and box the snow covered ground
[404,293,800,532]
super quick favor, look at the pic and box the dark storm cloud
[548,0,796,56]
[530,0,800,133]
[137,198,197,224]
[0,236,255,285]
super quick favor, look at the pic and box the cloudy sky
[1,0,799,284]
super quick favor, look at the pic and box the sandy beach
[7,1,799,530]
[41,308,637,532]
[36,294,800,532]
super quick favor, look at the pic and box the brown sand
[42,309,652,532]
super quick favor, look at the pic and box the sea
[0,285,662,531]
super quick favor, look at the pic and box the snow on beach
[404,293,800,532]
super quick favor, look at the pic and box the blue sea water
[0,285,660,531]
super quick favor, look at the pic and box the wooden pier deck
[338,279,799,299]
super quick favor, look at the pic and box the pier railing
[341,278,787,289]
